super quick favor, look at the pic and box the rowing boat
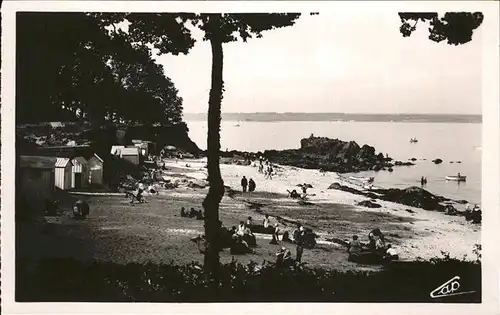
[445,175,467,182]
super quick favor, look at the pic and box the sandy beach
[17,157,481,274]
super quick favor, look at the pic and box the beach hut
[120,147,140,165]
[143,141,156,156]
[134,142,148,156]
[88,153,104,185]
[17,155,57,218]
[71,156,89,189]
[55,157,73,190]
[111,145,125,156]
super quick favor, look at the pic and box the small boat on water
[445,175,467,182]
[410,138,418,143]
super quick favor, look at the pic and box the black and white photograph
[1,1,499,314]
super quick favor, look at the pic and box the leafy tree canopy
[399,12,484,45]
[16,12,183,126]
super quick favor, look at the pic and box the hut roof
[73,156,88,166]
[120,147,140,156]
[89,153,104,163]
[19,155,57,169]
[55,157,72,168]
[111,145,125,155]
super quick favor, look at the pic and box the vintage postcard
[1,1,499,314]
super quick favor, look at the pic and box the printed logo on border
[430,276,476,298]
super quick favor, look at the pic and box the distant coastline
[183,112,482,124]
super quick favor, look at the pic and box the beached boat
[445,175,467,182]
[349,176,372,182]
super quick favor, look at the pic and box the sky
[153,11,483,115]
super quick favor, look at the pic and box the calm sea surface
[186,121,482,205]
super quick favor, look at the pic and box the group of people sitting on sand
[180,207,204,220]
[240,176,256,193]
[464,203,482,224]
[347,228,399,264]
[189,212,318,266]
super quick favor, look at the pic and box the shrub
[16,257,481,303]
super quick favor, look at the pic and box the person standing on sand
[248,178,256,192]
[295,228,305,263]
[241,176,248,192]
[270,223,280,244]
[267,164,274,180]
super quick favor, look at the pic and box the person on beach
[276,246,293,267]
[248,178,256,192]
[243,224,257,247]
[268,164,274,179]
[246,216,253,226]
[129,183,145,204]
[73,200,90,220]
[241,176,248,192]
[237,221,246,236]
[263,214,271,228]
[301,184,308,194]
[180,207,187,217]
[368,228,385,253]
[347,235,363,262]
[231,235,253,255]
[270,223,280,245]
[384,244,399,261]
[295,228,305,263]
[293,224,302,242]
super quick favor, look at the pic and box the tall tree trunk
[202,21,225,276]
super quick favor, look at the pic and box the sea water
[186,120,481,205]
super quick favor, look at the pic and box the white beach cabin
[88,153,104,185]
[54,157,73,190]
[111,145,125,156]
[71,156,89,189]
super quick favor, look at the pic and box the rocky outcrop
[328,183,458,213]
[432,158,443,164]
[262,136,399,173]
[357,200,382,208]
[372,186,450,211]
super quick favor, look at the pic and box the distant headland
[184,112,482,124]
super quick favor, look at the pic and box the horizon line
[183,112,482,116]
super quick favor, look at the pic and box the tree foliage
[399,12,484,45]
[16,12,183,126]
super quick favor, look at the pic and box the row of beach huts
[17,139,157,217]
